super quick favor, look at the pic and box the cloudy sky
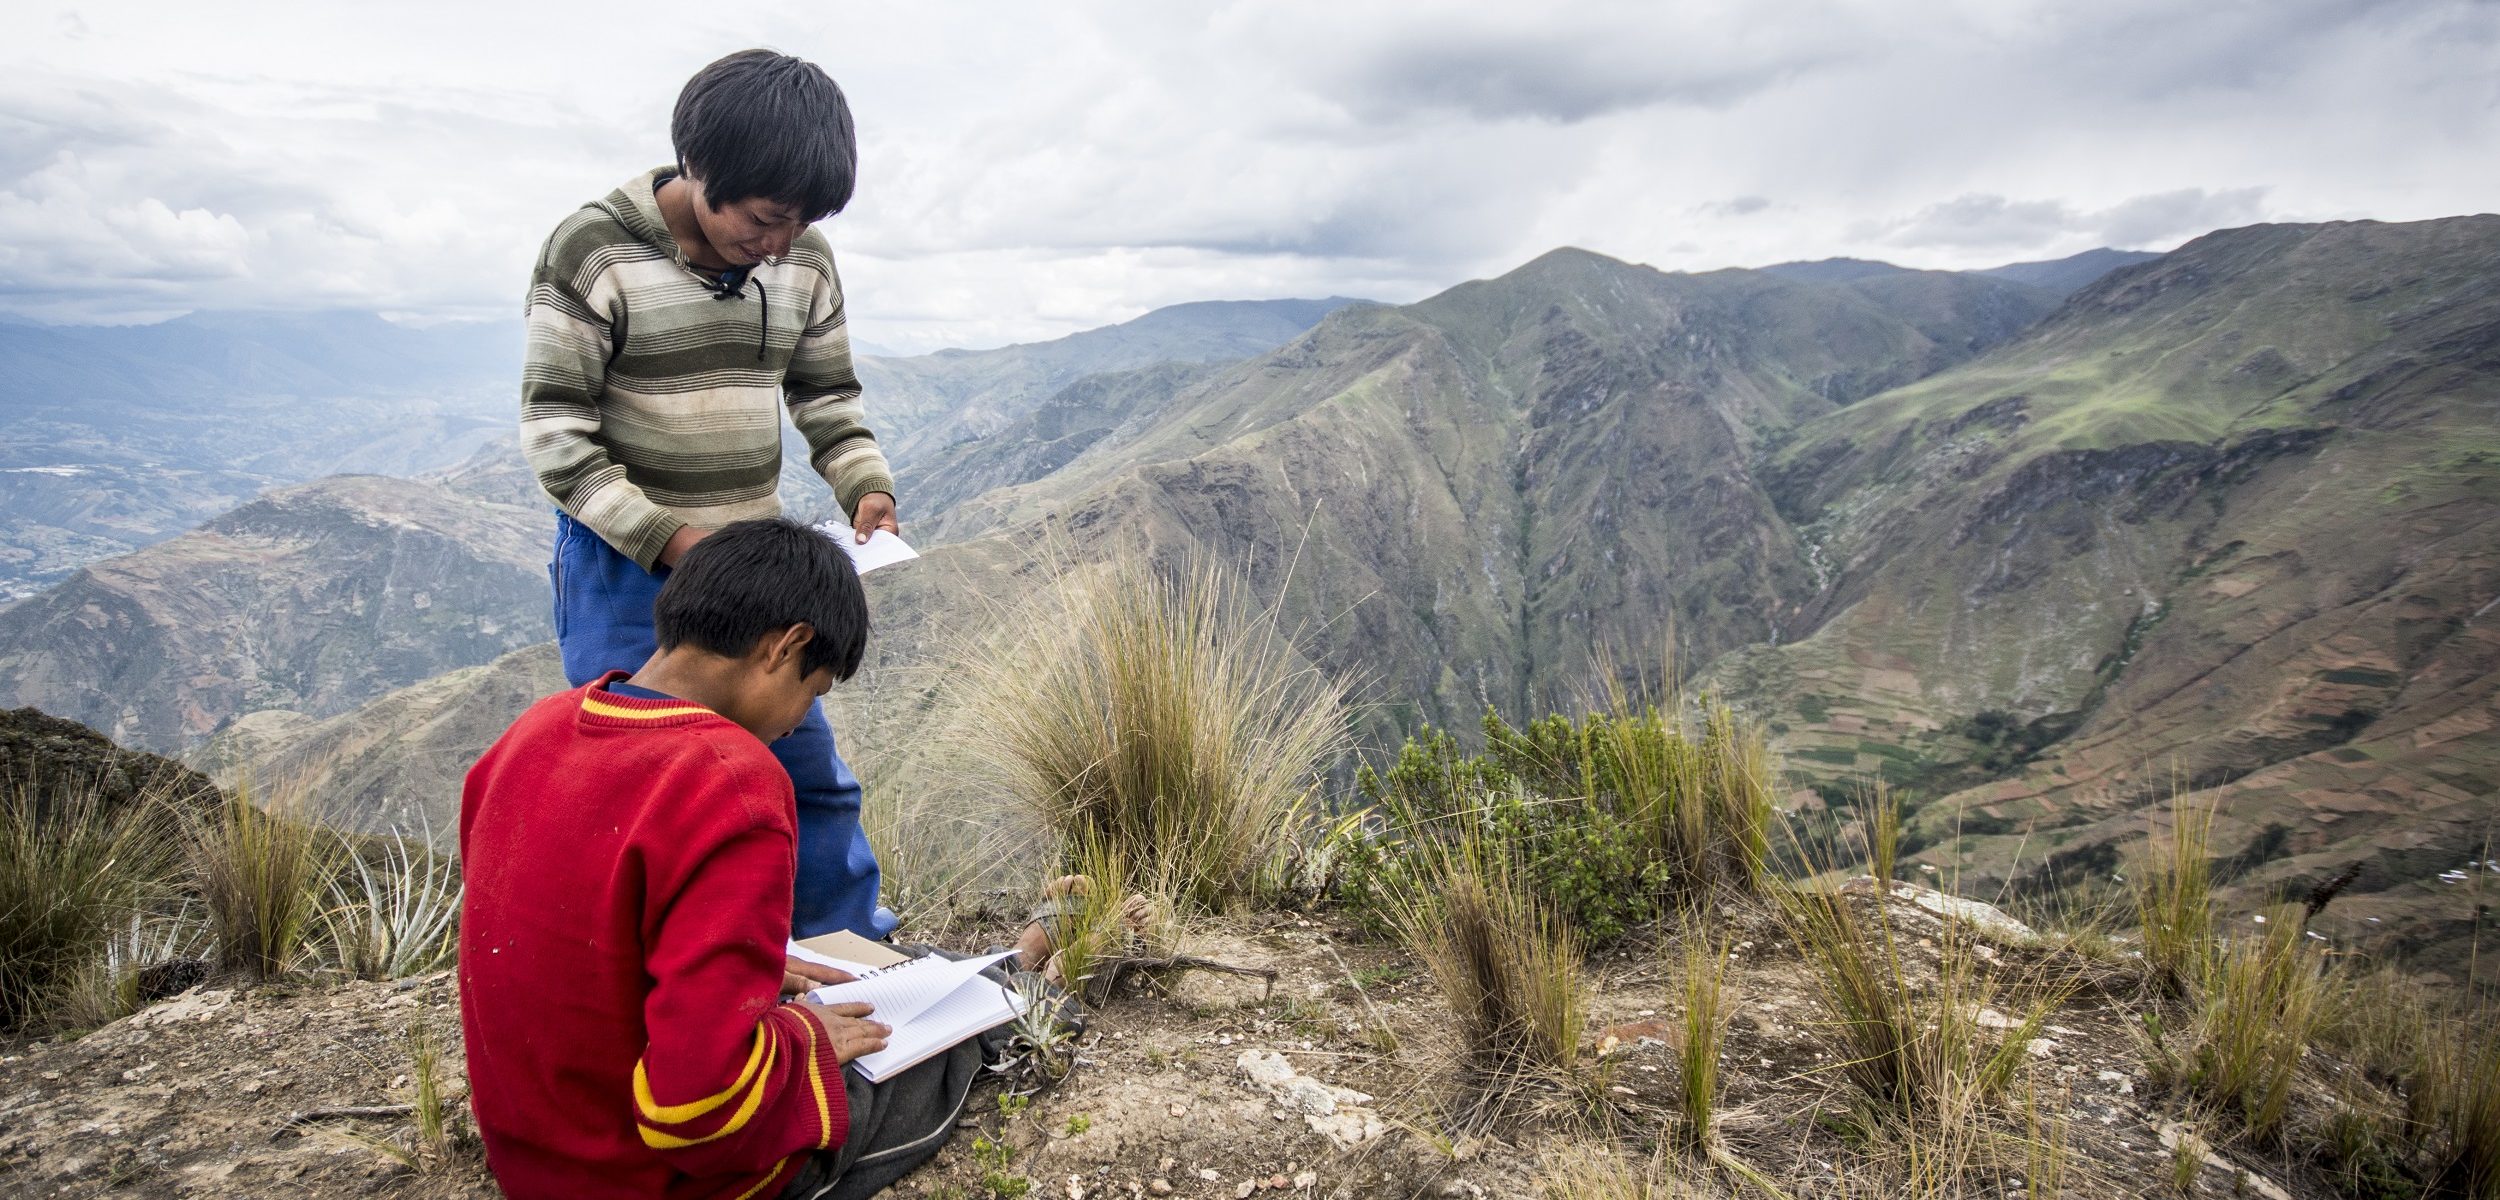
[2,0,2494,353]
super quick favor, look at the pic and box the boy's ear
[762,623,815,673]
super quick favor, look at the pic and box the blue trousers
[549,513,896,939]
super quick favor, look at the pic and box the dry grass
[2132,799,2217,997]
[1674,929,1733,1151]
[1771,828,2080,1200]
[1041,837,1180,1009]
[56,904,208,1029]
[1538,1145,1689,1199]
[329,1018,471,1174]
[190,783,331,980]
[1390,819,1585,1106]
[952,554,1349,911]
[2418,1022,2500,1200]
[2159,912,2329,1141]
[0,773,179,1028]
[1577,682,1778,903]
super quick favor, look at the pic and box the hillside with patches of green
[1708,217,2500,965]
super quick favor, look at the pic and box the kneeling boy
[461,518,917,1199]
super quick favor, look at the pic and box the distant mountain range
[0,297,1366,599]
[18,229,2494,973]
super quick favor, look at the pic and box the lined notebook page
[848,975,1030,1082]
[803,951,1016,1029]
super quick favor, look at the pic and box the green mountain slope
[1704,217,2500,963]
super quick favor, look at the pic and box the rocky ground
[0,882,2384,1200]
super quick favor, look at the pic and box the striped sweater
[521,167,894,569]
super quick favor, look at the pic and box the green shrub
[1337,695,1772,945]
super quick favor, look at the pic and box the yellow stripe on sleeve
[634,1027,766,1125]
[731,1155,803,1200]
[638,1032,777,1149]
[799,1013,834,1148]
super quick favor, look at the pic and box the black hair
[653,518,868,681]
[672,49,858,220]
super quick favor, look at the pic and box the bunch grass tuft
[190,782,331,981]
[954,554,1348,911]
[0,772,179,1028]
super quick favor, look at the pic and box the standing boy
[521,49,898,937]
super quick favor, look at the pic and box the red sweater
[460,674,846,1200]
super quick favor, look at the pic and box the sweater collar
[578,670,722,729]
[596,166,687,263]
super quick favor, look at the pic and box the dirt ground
[0,893,2353,1199]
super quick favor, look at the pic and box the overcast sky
[2,0,2494,353]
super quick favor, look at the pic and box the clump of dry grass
[2417,1022,2500,1200]
[2164,911,2329,1141]
[1037,836,1180,1009]
[953,554,1349,911]
[2132,799,2217,997]
[56,904,209,1029]
[1768,783,2087,1199]
[1673,929,1733,1151]
[1572,680,1778,903]
[1779,887,2034,1118]
[1390,820,1585,1106]
[190,783,331,980]
[0,772,180,1027]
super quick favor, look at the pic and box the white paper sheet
[801,950,1017,1029]
[810,521,920,574]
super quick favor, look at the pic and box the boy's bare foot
[1016,875,1170,977]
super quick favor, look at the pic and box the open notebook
[784,939,1030,1082]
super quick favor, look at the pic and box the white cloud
[0,0,2494,349]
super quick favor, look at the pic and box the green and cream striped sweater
[520,167,894,569]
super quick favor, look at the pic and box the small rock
[1148,1180,1173,1196]
[1970,1007,2023,1030]
[1168,1103,1188,1118]
[1234,1182,1255,1199]
[1293,1172,1317,1189]
[1269,1174,1289,1189]
[1601,1018,1671,1044]
[1198,1169,1220,1182]
[2026,1038,2059,1058]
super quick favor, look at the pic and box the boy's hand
[795,1000,890,1063]
[657,526,710,569]
[851,493,900,543]
[781,955,857,997]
